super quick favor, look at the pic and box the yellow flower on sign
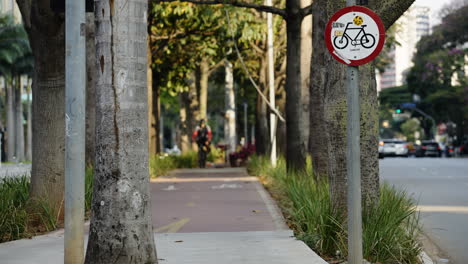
[353,16,363,26]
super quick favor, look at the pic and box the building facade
[0,0,22,23]
[377,5,431,92]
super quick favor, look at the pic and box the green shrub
[248,155,421,263]
[149,152,199,178]
[0,169,96,243]
[0,176,29,242]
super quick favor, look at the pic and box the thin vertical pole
[346,66,363,264]
[266,0,276,167]
[65,0,86,262]
[244,102,248,146]
[345,1,363,261]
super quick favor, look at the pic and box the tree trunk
[6,78,15,162]
[86,13,96,167]
[14,75,24,162]
[17,0,66,216]
[148,40,157,155]
[255,51,270,155]
[311,0,415,211]
[309,2,330,180]
[224,60,236,156]
[85,0,158,262]
[255,92,269,155]
[285,0,307,171]
[179,92,191,153]
[300,0,312,169]
[198,58,209,120]
[26,79,32,161]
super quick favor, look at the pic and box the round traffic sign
[325,6,385,66]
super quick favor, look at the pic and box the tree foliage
[0,15,32,77]
[149,3,265,95]
[406,3,467,141]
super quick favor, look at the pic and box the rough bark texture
[16,0,66,215]
[86,13,96,167]
[85,0,158,263]
[285,0,307,171]
[26,81,32,161]
[6,79,15,162]
[15,76,24,161]
[311,0,415,211]
[309,2,330,180]
[224,60,236,156]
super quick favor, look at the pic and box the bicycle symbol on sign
[333,21,376,49]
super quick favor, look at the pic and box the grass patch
[248,155,422,263]
[0,168,95,243]
[0,176,29,242]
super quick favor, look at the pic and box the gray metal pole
[346,66,363,264]
[244,102,248,146]
[346,3,362,264]
[65,0,86,262]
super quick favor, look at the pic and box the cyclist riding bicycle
[192,119,212,168]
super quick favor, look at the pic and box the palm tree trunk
[6,78,15,162]
[14,75,24,162]
[17,0,66,217]
[85,0,158,262]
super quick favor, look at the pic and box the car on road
[380,139,410,157]
[415,141,442,157]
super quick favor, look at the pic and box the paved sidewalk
[0,163,31,179]
[0,168,327,264]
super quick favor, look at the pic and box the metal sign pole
[346,66,363,264]
[345,2,363,264]
[65,0,86,262]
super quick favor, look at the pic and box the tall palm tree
[0,14,30,162]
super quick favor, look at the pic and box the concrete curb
[253,180,289,230]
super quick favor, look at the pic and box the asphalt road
[380,157,468,264]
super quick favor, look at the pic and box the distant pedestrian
[192,119,212,168]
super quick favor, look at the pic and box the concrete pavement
[0,167,326,264]
[0,163,30,179]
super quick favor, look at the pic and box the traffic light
[395,108,402,114]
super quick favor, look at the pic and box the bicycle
[333,22,375,49]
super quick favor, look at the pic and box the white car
[380,139,409,157]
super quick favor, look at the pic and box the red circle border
[325,6,386,66]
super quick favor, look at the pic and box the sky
[414,0,463,25]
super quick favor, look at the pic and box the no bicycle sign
[325,6,385,66]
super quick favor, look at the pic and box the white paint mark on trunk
[132,191,142,209]
[117,179,131,193]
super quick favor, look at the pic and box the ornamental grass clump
[248,155,422,264]
[0,176,29,242]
